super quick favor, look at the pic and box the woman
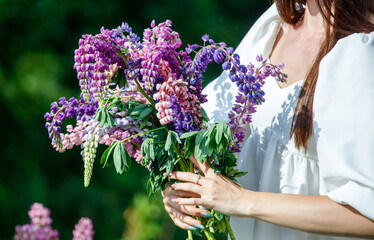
[162,0,374,239]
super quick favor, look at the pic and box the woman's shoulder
[234,3,281,63]
[317,31,374,90]
[320,31,374,74]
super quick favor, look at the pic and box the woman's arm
[165,156,374,238]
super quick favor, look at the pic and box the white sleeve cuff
[326,180,374,220]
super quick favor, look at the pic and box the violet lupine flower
[72,218,94,240]
[140,59,160,91]
[224,55,287,151]
[139,20,182,91]
[91,61,109,101]
[74,35,95,101]
[45,98,98,152]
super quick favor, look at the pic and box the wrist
[234,188,258,218]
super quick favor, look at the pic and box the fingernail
[195,223,204,230]
[187,226,196,231]
[163,172,172,177]
[201,212,212,218]
[171,183,176,189]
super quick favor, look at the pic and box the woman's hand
[167,155,253,218]
[162,183,212,231]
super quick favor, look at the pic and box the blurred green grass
[0,0,268,239]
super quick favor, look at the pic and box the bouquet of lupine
[44,20,286,240]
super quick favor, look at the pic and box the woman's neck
[299,0,326,34]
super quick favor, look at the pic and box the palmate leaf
[94,106,116,128]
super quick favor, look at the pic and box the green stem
[203,229,216,240]
[133,78,156,108]
[187,230,193,240]
[224,216,236,240]
[171,139,189,172]
[119,126,167,143]
[117,51,129,68]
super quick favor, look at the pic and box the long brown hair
[275,0,374,150]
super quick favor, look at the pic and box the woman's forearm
[245,191,374,238]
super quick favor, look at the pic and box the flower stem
[203,229,216,240]
[188,230,194,240]
[224,216,236,240]
[119,126,167,143]
[133,78,156,108]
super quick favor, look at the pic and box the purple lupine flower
[201,34,209,42]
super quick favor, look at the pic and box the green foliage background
[0,0,269,239]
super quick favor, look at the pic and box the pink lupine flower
[72,217,94,240]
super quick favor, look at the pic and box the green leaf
[133,103,148,112]
[194,144,202,160]
[214,211,224,221]
[120,46,129,54]
[149,142,155,160]
[147,179,154,196]
[233,171,247,177]
[180,131,198,139]
[113,143,123,174]
[99,108,106,127]
[139,107,153,120]
[100,143,116,167]
[195,129,206,146]
[105,111,113,128]
[123,147,131,170]
[171,131,182,144]
[200,108,210,122]
[140,115,149,129]
[217,142,223,153]
[215,122,225,144]
[165,131,172,151]
[200,138,209,157]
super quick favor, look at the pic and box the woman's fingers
[171,182,204,196]
[169,200,210,218]
[167,205,203,230]
[189,155,212,175]
[172,197,204,207]
[163,185,200,198]
[169,171,206,185]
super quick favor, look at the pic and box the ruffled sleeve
[314,31,374,220]
[202,3,281,124]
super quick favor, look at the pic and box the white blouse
[202,4,374,240]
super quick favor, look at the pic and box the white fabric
[202,3,374,240]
